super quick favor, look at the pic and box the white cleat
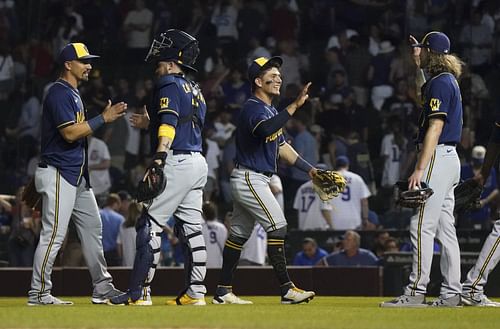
[380,295,427,308]
[27,295,73,306]
[212,292,253,305]
[461,294,500,307]
[281,286,315,304]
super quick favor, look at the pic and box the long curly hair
[426,53,465,79]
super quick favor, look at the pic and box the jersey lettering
[301,195,315,212]
[341,186,351,201]
[265,128,283,143]
[209,230,217,244]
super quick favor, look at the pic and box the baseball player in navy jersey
[382,32,465,307]
[110,29,208,306]
[28,43,126,306]
[460,114,500,307]
[212,57,316,305]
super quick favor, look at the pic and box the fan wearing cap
[27,43,126,306]
[381,32,465,308]
[212,56,317,305]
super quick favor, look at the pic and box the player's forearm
[483,189,499,205]
[361,198,369,223]
[279,143,315,175]
[156,124,176,153]
[321,209,333,229]
[59,122,94,142]
[156,136,173,153]
[60,115,106,143]
[415,120,443,171]
[89,159,111,170]
[480,126,500,182]
[415,68,426,100]
[279,142,298,165]
[0,198,12,212]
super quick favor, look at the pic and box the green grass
[1,296,500,329]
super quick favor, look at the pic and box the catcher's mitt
[394,181,434,208]
[454,178,482,214]
[136,162,166,203]
[22,178,41,210]
[312,169,347,201]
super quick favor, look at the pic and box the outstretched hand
[129,105,150,129]
[293,82,311,109]
[102,100,127,123]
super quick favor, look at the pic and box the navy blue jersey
[150,74,206,152]
[235,96,286,173]
[417,72,462,144]
[40,79,89,186]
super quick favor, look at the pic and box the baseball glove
[135,162,166,203]
[312,169,347,201]
[22,178,41,210]
[454,178,483,214]
[394,181,434,208]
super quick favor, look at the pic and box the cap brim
[80,55,100,60]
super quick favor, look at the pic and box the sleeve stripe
[251,120,265,135]
[428,112,447,118]
[158,109,179,116]
[57,121,75,129]
[279,140,286,146]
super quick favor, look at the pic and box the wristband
[153,152,168,166]
[294,156,314,173]
[88,114,105,132]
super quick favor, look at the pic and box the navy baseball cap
[412,31,451,54]
[248,56,283,82]
[58,43,99,64]
[336,155,350,167]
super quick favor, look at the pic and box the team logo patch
[160,97,170,109]
[76,111,85,123]
[429,98,441,111]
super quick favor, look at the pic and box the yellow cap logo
[72,43,90,58]
[254,57,269,67]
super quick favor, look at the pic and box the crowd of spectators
[1,0,500,267]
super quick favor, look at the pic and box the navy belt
[172,150,200,155]
[38,162,48,168]
[235,163,273,178]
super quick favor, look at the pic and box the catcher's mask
[145,29,199,72]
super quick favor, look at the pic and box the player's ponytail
[427,53,465,79]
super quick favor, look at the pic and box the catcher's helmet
[145,29,199,72]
